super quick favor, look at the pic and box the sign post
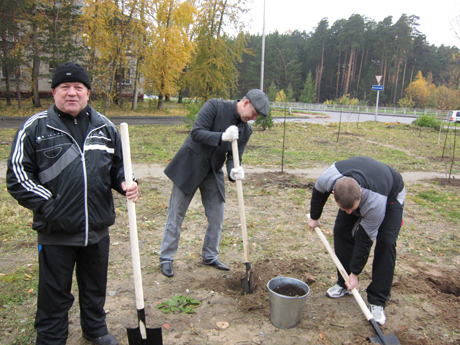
[373,75,383,121]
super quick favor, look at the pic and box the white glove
[230,166,245,180]
[221,125,239,142]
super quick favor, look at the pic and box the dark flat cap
[246,89,269,117]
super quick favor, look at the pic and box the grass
[0,103,459,343]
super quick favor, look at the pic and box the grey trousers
[160,172,225,262]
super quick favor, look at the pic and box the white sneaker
[326,284,352,298]
[370,305,386,325]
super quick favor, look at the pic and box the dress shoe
[82,332,119,345]
[161,261,174,277]
[202,258,230,270]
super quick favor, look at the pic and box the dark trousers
[35,236,110,345]
[333,200,404,307]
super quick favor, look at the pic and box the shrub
[413,114,441,130]
[254,112,274,131]
[183,102,203,129]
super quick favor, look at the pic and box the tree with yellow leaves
[83,0,145,109]
[404,71,431,108]
[275,89,287,102]
[186,0,249,101]
[141,0,196,110]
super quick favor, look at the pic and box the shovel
[312,222,401,345]
[120,123,163,345]
[231,139,254,294]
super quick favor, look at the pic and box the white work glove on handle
[230,166,245,180]
[221,125,239,142]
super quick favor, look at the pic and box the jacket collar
[46,104,104,131]
[232,99,243,125]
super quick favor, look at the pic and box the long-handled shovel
[120,123,163,345]
[231,139,254,294]
[312,222,401,345]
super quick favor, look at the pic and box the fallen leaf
[216,321,229,329]
[28,289,33,293]
[162,323,170,330]
[427,248,431,252]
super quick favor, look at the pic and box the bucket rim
[267,276,310,298]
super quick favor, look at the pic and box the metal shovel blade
[368,332,400,345]
[126,309,163,345]
[368,319,401,345]
[240,262,254,294]
[127,327,163,345]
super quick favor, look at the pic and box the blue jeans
[160,172,225,262]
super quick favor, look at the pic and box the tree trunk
[16,78,22,109]
[401,57,407,98]
[4,66,11,106]
[157,94,164,110]
[131,58,140,110]
[356,48,364,95]
[32,55,41,108]
[341,50,348,96]
[336,49,341,98]
[393,59,401,105]
[317,42,324,102]
[344,48,354,96]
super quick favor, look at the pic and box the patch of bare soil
[433,177,460,187]
[2,167,459,345]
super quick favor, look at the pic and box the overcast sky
[245,0,460,48]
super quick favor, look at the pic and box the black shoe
[202,258,230,271]
[161,261,174,277]
[82,333,119,345]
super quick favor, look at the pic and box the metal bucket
[267,276,310,329]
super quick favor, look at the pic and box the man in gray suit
[159,89,269,277]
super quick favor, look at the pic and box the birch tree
[141,0,196,109]
[186,0,249,100]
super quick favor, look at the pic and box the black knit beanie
[51,62,91,89]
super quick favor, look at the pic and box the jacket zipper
[48,123,106,246]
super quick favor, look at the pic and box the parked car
[143,94,159,100]
[448,110,460,122]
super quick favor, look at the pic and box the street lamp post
[260,0,266,91]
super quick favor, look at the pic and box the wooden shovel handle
[231,140,250,263]
[314,226,374,321]
[120,123,145,311]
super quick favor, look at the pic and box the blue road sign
[372,85,384,91]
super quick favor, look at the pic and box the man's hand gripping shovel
[308,215,400,345]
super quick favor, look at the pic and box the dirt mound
[197,258,313,312]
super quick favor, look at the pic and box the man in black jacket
[307,156,405,325]
[159,89,269,277]
[7,62,138,345]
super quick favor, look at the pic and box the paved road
[0,115,186,129]
[0,112,417,129]
[273,111,417,124]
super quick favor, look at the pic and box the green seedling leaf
[156,295,201,314]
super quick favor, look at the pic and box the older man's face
[52,82,90,117]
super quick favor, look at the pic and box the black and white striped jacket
[7,105,127,246]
